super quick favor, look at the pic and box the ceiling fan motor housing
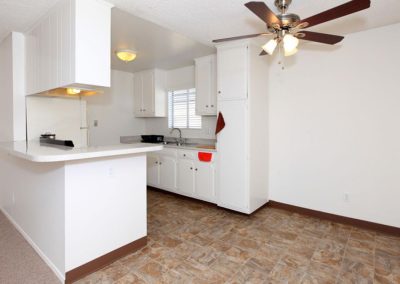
[275,0,292,12]
[277,13,301,28]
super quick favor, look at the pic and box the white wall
[145,65,217,139]
[0,32,26,142]
[268,23,400,227]
[0,34,13,141]
[26,96,87,148]
[86,70,146,146]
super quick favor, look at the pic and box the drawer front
[178,149,196,159]
[159,148,178,158]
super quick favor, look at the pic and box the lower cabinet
[147,148,216,203]
[147,155,160,186]
[178,159,195,196]
[159,156,177,191]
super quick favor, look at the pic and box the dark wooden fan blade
[245,2,281,26]
[259,50,268,56]
[212,33,268,43]
[297,31,344,45]
[300,0,370,29]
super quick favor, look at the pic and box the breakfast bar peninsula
[0,141,162,283]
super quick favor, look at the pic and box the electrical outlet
[108,167,114,178]
[343,192,350,202]
[12,192,15,204]
[94,120,98,127]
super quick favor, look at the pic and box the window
[168,88,201,129]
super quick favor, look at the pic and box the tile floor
[76,189,400,283]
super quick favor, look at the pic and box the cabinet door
[141,70,155,116]
[195,56,216,115]
[147,155,160,186]
[217,100,248,211]
[159,156,177,192]
[194,161,215,202]
[178,159,195,196]
[133,73,143,116]
[217,45,248,100]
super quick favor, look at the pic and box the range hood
[33,87,104,98]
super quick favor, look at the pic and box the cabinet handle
[218,91,221,94]
[211,105,214,107]
[183,154,186,157]
[159,162,162,165]
[155,161,158,164]
[195,168,198,171]
[190,167,193,170]
[206,105,209,108]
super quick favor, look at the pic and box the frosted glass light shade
[284,48,298,57]
[66,88,81,95]
[283,34,299,54]
[262,39,278,55]
[115,49,137,62]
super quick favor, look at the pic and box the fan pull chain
[278,41,285,70]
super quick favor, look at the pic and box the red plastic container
[198,152,213,162]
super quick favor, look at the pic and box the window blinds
[168,88,201,129]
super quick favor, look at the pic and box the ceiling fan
[213,0,371,57]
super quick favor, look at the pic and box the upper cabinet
[217,43,248,101]
[195,55,217,116]
[25,0,113,95]
[133,69,167,117]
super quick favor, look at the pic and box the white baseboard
[0,208,65,283]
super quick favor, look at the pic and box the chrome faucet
[170,128,184,146]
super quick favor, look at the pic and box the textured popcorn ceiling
[0,0,58,41]
[1,0,400,70]
[2,0,400,45]
[106,0,400,45]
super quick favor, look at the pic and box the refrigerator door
[216,100,249,213]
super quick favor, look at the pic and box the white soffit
[111,8,215,73]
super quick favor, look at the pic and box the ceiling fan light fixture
[262,39,278,55]
[284,47,298,57]
[115,49,137,62]
[283,34,299,53]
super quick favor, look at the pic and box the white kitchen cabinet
[159,156,177,191]
[25,0,113,95]
[133,69,166,117]
[147,148,216,203]
[178,159,195,196]
[194,161,216,203]
[147,155,160,187]
[195,55,217,115]
[216,40,269,214]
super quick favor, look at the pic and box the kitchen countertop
[120,136,217,152]
[0,141,163,163]
[162,143,217,152]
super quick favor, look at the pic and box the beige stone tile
[311,239,345,270]
[374,249,400,281]
[349,228,376,242]
[343,247,374,267]
[209,240,231,253]
[209,254,242,278]
[135,260,167,283]
[113,272,147,284]
[347,238,375,254]
[279,251,311,271]
[228,262,271,284]
[306,261,340,282]
[338,258,374,284]
[268,262,306,283]
[187,246,220,266]
[224,245,252,264]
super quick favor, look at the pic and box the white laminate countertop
[0,141,163,163]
